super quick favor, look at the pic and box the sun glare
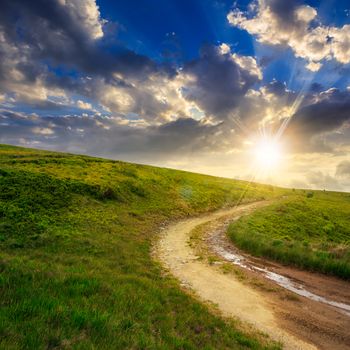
[254,138,282,169]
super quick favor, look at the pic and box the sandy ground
[155,202,350,350]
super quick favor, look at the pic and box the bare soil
[155,202,350,350]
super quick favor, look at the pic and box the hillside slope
[0,145,284,350]
[228,193,350,279]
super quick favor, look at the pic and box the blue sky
[98,0,350,57]
[3,0,350,112]
[98,0,350,90]
[0,0,350,190]
[98,0,252,59]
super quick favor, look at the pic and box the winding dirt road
[155,202,350,350]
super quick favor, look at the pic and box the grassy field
[0,144,285,350]
[228,192,350,279]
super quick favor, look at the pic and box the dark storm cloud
[0,0,185,123]
[0,108,222,160]
[1,0,95,43]
[268,0,301,24]
[0,0,349,180]
[183,45,261,118]
[288,89,350,137]
[0,0,161,77]
[0,0,172,97]
[147,118,221,153]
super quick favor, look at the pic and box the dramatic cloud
[57,0,105,40]
[76,100,93,110]
[0,109,225,160]
[182,44,262,118]
[0,0,166,111]
[228,0,350,71]
[0,0,349,191]
[287,88,350,140]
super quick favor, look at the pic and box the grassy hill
[0,144,285,350]
[228,192,350,279]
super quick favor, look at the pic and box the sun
[253,138,282,169]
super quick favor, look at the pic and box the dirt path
[156,202,350,350]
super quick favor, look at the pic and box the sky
[0,0,350,191]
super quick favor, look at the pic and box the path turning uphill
[156,201,350,350]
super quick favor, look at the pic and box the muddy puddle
[208,222,350,317]
[157,202,350,349]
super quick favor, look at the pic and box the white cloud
[219,43,262,79]
[330,25,350,64]
[232,53,263,80]
[227,0,350,71]
[89,72,199,124]
[305,61,322,72]
[32,127,55,135]
[60,0,105,40]
[76,100,93,110]
[98,85,135,113]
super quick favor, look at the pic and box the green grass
[228,192,350,279]
[0,144,284,350]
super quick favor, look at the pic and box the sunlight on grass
[0,144,283,350]
[228,193,350,279]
